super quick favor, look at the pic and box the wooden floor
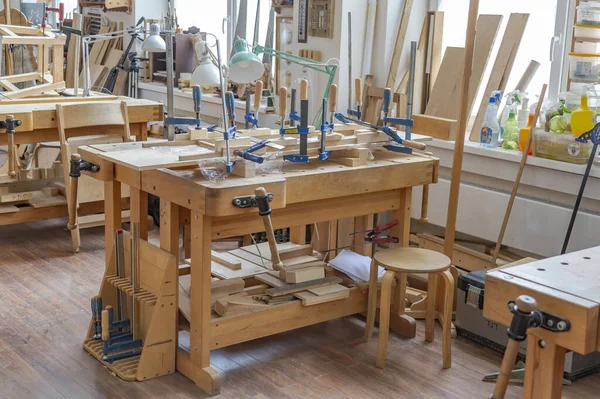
[0,218,598,399]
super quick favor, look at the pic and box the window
[438,0,569,110]
[176,0,271,60]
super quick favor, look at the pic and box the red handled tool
[350,219,398,239]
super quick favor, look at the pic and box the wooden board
[425,15,502,119]
[28,191,67,208]
[230,248,272,269]
[265,276,343,297]
[255,273,287,287]
[386,0,414,89]
[469,13,529,141]
[308,284,349,296]
[211,250,242,270]
[0,191,33,203]
[185,254,268,279]
[0,204,19,213]
[293,289,350,306]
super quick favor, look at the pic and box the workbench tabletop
[140,151,438,216]
[489,247,600,303]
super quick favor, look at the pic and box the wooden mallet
[255,187,283,271]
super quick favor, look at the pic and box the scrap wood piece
[285,266,325,284]
[0,191,33,203]
[0,204,19,214]
[266,276,343,297]
[425,15,502,120]
[211,277,245,298]
[2,81,65,100]
[213,293,270,317]
[308,284,349,296]
[386,0,414,89]
[293,288,350,306]
[212,250,242,270]
[255,272,287,287]
[469,13,529,142]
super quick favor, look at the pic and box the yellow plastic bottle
[570,94,596,138]
[518,114,534,155]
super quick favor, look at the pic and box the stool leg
[364,259,379,342]
[425,273,438,342]
[376,270,395,368]
[440,270,455,369]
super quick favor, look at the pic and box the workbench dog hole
[539,340,547,349]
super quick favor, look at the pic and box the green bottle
[502,110,519,150]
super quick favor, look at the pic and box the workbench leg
[312,221,331,253]
[160,200,179,349]
[523,334,566,399]
[130,187,148,240]
[388,188,416,338]
[183,224,191,259]
[178,212,220,395]
[289,225,306,244]
[353,215,374,256]
[104,180,121,263]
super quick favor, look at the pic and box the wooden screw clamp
[254,187,284,271]
[491,295,572,399]
[0,114,23,178]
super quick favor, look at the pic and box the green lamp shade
[228,39,265,83]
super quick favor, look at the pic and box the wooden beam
[412,114,457,140]
[443,0,478,259]
[3,81,65,100]
[386,0,413,89]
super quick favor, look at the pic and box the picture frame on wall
[309,0,334,38]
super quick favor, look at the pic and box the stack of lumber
[179,242,351,318]
[77,21,128,94]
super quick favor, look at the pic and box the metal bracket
[507,301,571,333]
[232,193,274,208]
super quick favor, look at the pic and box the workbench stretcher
[79,137,439,395]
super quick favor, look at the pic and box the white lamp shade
[191,59,220,86]
[143,23,166,53]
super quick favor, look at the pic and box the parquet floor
[0,218,597,398]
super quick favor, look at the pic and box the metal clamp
[69,155,100,177]
[506,300,571,337]
[232,192,274,208]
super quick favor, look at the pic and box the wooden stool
[364,247,454,369]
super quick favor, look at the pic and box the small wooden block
[285,267,325,284]
[18,170,29,181]
[45,168,55,179]
[211,250,242,270]
[0,191,33,203]
[189,128,209,140]
[175,133,191,141]
[308,284,349,296]
[283,255,322,267]
[213,293,269,317]
[231,160,256,178]
[41,186,59,197]
[31,168,42,180]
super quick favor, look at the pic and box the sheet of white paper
[328,250,386,282]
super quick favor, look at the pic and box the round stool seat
[373,247,451,273]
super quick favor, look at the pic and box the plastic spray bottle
[518,95,529,129]
[502,103,519,150]
[480,96,500,148]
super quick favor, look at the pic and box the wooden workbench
[484,247,600,398]
[0,96,163,226]
[79,141,439,395]
[0,96,163,144]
